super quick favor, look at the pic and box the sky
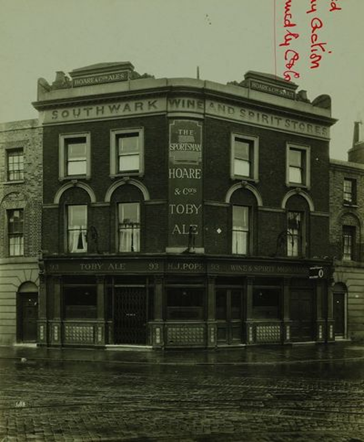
[0,0,363,161]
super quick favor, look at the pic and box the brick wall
[0,119,42,344]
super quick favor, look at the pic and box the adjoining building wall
[0,120,42,345]
[330,157,364,341]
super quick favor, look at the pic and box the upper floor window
[342,225,355,261]
[287,211,302,257]
[7,149,24,181]
[343,178,356,205]
[110,128,144,177]
[232,205,249,255]
[8,209,24,256]
[67,205,87,253]
[287,144,310,187]
[231,134,259,180]
[59,133,91,179]
[118,202,140,252]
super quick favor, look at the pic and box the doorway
[113,287,147,345]
[333,292,345,337]
[216,288,243,345]
[17,283,38,343]
[290,290,315,342]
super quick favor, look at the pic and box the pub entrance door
[290,290,315,342]
[216,289,243,345]
[333,292,345,337]
[18,292,38,343]
[114,287,147,345]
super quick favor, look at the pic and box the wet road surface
[0,347,364,441]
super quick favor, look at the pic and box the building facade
[0,119,42,345]
[32,63,337,348]
[330,122,364,341]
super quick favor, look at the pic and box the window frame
[6,148,24,182]
[110,128,144,178]
[286,144,310,188]
[59,132,91,180]
[7,209,24,257]
[343,178,357,205]
[230,133,259,181]
[117,202,141,253]
[66,204,88,254]
[232,205,250,255]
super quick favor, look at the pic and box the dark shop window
[253,287,281,319]
[63,286,97,319]
[166,288,204,320]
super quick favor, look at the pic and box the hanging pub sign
[309,266,324,279]
[168,120,203,251]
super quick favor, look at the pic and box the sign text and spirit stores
[42,96,330,140]
[168,120,203,251]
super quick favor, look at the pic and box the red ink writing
[330,1,341,12]
[306,0,317,15]
[310,17,329,69]
[280,0,300,81]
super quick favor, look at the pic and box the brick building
[32,62,337,348]
[330,122,364,341]
[0,119,42,345]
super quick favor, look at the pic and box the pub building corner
[33,63,337,349]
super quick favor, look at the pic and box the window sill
[343,202,358,208]
[232,176,258,183]
[110,172,143,179]
[286,183,309,190]
[2,180,25,185]
[59,175,90,182]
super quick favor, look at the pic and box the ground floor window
[253,280,281,319]
[166,288,204,320]
[63,286,97,319]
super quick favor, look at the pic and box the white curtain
[119,227,140,252]
[68,226,87,253]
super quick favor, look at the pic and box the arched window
[110,184,145,253]
[340,213,361,261]
[285,194,310,257]
[60,187,91,254]
[230,188,258,255]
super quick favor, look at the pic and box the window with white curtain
[67,205,87,253]
[8,209,24,256]
[232,206,249,255]
[118,202,140,252]
[287,211,302,257]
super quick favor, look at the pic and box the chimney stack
[348,121,364,164]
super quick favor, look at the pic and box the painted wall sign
[73,72,129,87]
[41,98,166,124]
[45,259,324,277]
[40,96,330,140]
[168,120,202,252]
[46,260,162,273]
[204,100,329,139]
[249,80,296,99]
[208,262,312,276]
[168,120,203,250]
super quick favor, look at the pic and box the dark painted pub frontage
[34,62,337,348]
[39,256,334,348]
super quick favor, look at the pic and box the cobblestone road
[0,357,364,441]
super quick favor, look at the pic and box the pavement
[1,340,364,366]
